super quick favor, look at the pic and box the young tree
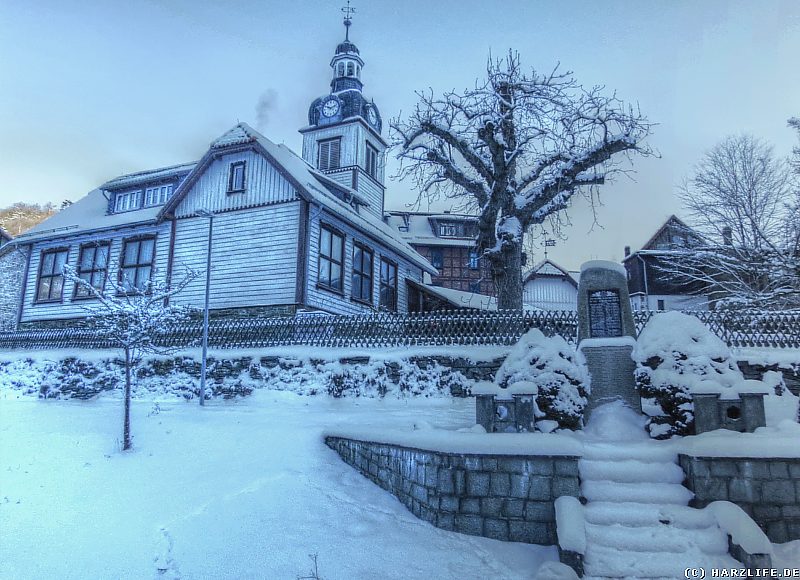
[64,266,197,450]
[392,52,653,309]
[660,134,799,309]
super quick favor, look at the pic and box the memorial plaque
[588,289,622,338]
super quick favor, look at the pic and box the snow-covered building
[522,260,579,311]
[623,215,709,311]
[0,227,11,247]
[7,24,436,329]
[383,211,494,296]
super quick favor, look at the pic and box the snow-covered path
[0,393,555,580]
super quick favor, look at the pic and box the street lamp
[196,209,214,406]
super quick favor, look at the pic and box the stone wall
[679,454,800,543]
[325,436,581,545]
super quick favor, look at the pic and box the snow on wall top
[579,260,626,276]
[324,425,583,456]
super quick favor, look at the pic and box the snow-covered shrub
[494,329,590,430]
[633,311,744,438]
[320,362,389,398]
[398,360,470,397]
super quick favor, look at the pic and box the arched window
[337,62,345,77]
[356,65,361,78]
[346,62,354,77]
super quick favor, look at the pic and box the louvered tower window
[318,139,341,171]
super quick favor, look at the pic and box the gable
[173,148,298,218]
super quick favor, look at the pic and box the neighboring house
[623,215,709,311]
[384,211,494,297]
[7,26,436,329]
[523,260,579,311]
[0,230,27,330]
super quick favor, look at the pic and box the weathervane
[341,1,356,40]
[544,238,556,260]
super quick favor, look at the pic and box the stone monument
[576,260,641,418]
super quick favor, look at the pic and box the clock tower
[300,9,387,219]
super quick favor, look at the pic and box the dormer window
[227,161,246,193]
[144,184,173,206]
[114,190,141,213]
[439,223,458,237]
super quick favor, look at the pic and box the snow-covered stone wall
[326,436,581,546]
[0,349,507,400]
[679,454,800,543]
[0,246,26,330]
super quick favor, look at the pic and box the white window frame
[144,184,173,206]
[114,190,141,213]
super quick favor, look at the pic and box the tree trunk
[123,347,132,451]
[490,238,524,310]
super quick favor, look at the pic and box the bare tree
[64,266,197,450]
[392,52,653,309]
[660,134,799,309]
[0,202,58,236]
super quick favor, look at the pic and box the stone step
[583,545,742,578]
[582,443,678,463]
[579,459,685,484]
[585,522,729,554]
[582,481,694,505]
[584,502,717,529]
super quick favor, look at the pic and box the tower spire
[341,1,355,40]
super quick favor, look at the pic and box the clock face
[322,99,339,118]
[367,107,378,126]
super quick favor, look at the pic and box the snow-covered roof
[384,211,478,248]
[162,123,436,275]
[418,284,497,311]
[13,189,159,244]
[12,162,198,244]
[624,214,704,260]
[523,259,578,286]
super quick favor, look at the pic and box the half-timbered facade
[384,211,495,297]
[8,28,436,328]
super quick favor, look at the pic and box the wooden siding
[171,203,300,310]
[174,149,297,218]
[19,222,171,323]
[301,122,386,221]
[523,277,578,311]
[302,124,360,168]
[305,207,423,315]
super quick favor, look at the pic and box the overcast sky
[1,0,798,269]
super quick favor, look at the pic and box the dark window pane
[42,252,55,274]
[124,241,139,266]
[330,264,341,289]
[80,247,95,270]
[139,239,155,263]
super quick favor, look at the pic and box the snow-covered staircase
[574,402,744,579]
[580,442,741,579]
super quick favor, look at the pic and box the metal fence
[0,309,798,351]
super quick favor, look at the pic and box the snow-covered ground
[0,393,555,580]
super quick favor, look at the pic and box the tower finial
[341,1,355,41]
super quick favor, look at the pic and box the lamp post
[196,209,214,406]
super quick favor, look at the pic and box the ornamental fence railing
[0,309,798,351]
